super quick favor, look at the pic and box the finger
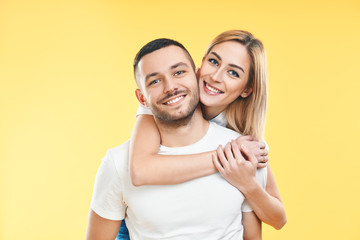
[216,145,230,171]
[241,144,257,165]
[258,141,266,149]
[224,143,235,165]
[260,149,269,156]
[231,140,244,162]
[257,162,267,169]
[257,156,269,164]
[212,153,225,175]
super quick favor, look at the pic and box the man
[86,38,266,240]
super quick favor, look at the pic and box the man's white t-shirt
[136,104,269,149]
[91,121,267,240]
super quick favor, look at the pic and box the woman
[117,30,286,239]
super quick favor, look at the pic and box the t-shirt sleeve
[90,150,126,220]
[136,103,153,116]
[241,167,268,212]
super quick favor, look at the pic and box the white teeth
[166,96,184,104]
[206,83,222,93]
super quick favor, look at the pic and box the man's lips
[203,81,223,95]
[158,90,188,105]
[163,95,186,105]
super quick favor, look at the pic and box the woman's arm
[213,141,287,229]
[129,114,217,186]
[242,211,262,240]
[241,164,287,230]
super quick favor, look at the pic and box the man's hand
[234,135,268,168]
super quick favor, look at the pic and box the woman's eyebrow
[210,52,221,61]
[229,64,244,73]
[210,52,244,73]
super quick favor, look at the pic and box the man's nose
[163,77,178,94]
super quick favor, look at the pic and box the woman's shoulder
[209,112,227,127]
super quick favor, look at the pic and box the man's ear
[135,89,147,107]
[240,87,253,98]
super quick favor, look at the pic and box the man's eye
[209,58,219,66]
[228,70,239,78]
[174,70,184,76]
[149,79,160,85]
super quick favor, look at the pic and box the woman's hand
[212,140,259,194]
[234,136,268,168]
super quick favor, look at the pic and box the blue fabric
[116,220,130,240]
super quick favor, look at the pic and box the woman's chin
[200,94,218,108]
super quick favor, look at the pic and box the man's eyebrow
[170,62,189,69]
[210,52,244,73]
[145,62,190,82]
[145,72,159,82]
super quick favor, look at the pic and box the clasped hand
[212,136,268,193]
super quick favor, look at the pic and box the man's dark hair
[133,38,196,77]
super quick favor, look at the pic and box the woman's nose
[210,68,223,83]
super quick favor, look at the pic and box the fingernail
[241,144,247,150]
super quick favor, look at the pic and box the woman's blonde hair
[205,30,268,139]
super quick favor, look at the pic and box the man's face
[136,45,199,123]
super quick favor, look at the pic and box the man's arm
[242,211,262,240]
[87,145,128,239]
[85,210,121,240]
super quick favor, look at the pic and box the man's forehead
[138,46,191,75]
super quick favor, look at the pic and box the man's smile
[163,94,186,106]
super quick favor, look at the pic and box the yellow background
[1,0,360,239]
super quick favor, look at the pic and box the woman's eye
[149,79,160,85]
[228,70,239,78]
[209,58,219,66]
[174,70,184,76]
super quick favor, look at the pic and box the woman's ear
[135,89,147,107]
[240,87,253,98]
[195,67,200,79]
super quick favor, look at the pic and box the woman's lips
[203,81,223,95]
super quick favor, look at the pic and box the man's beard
[148,89,199,127]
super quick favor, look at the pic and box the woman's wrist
[237,177,260,196]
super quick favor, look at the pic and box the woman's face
[198,41,252,116]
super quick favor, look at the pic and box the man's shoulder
[104,140,130,174]
[107,140,130,156]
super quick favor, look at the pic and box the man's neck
[155,106,209,148]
